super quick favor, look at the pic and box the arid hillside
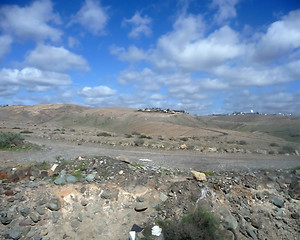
[0,104,299,156]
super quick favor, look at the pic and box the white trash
[152,225,162,236]
[129,231,136,240]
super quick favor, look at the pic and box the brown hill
[0,104,299,154]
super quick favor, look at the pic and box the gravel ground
[1,136,299,171]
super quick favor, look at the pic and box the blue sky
[0,0,299,115]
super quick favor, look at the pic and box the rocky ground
[0,154,299,240]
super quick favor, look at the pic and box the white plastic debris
[152,225,162,236]
[139,158,152,162]
[129,231,136,240]
[197,187,215,203]
[50,164,58,172]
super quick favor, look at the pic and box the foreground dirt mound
[0,156,299,239]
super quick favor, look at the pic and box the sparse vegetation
[279,145,296,154]
[270,142,279,147]
[72,170,83,178]
[134,138,144,146]
[0,132,24,149]
[180,137,189,142]
[131,131,140,136]
[125,134,132,138]
[36,161,50,170]
[20,130,34,134]
[238,140,247,145]
[139,134,152,139]
[97,132,112,137]
[158,205,223,240]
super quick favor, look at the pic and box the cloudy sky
[0,0,300,115]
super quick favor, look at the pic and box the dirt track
[1,136,299,171]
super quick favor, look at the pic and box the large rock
[190,170,206,181]
[289,180,300,200]
[270,197,284,208]
[135,202,148,212]
[217,206,238,230]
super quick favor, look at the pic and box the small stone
[20,207,30,217]
[151,201,159,208]
[135,202,148,212]
[33,234,42,240]
[52,211,59,223]
[1,213,12,225]
[119,170,124,175]
[5,190,14,196]
[270,197,284,208]
[81,199,88,206]
[159,192,168,202]
[7,227,21,240]
[71,219,79,228]
[40,229,48,236]
[246,225,256,239]
[65,174,77,183]
[26,230,36,238]
[291,212,299,219]
[19,218,32,226]
[47,198,61,211]
[136,197,145,202]
[54,176,65,185]
[190,170,206,181]
[36,206,45,215]
[40,171,49,178]
[30,212,40,223]
[86,173,96,182]
[168,192,174,197]
[7,197,15,202]
[77,213,83,222]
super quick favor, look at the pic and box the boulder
[191,170,206,181]
[289,180,300,200]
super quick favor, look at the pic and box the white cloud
[211,0,239,24]
[72,0,108,35]
[110,45,147,62]
[224,90,300,114]
[0,67,71,96]
[153,15,243,71]
[0,0,62,42]
[118,68,161,91]
[68,36,80,48]
[25,44,90,72]
[0,35,12,59]
[253,9,300,63]
[123,12,152,38]
[78,86,117,98]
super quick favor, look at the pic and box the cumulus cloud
[72,0,108,35]
[0,67,71,95]
[78,86,117,97]
[0,0,62,42]
[123,12,152,38]
[110,45,147,62]
[253,9,300,63]
[211,0,239,24]
[25,44,90,72]
[224,89,300,114]
[0,35,12,59]
[153,15,243,71]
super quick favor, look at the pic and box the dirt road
[1,137,299,171]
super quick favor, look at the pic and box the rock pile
[0,156,299,239]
